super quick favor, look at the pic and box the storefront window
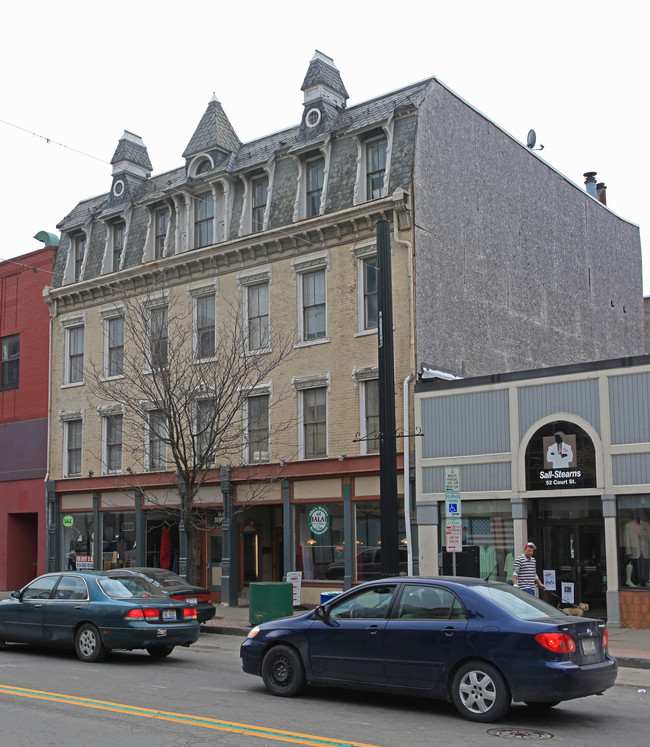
[438,500,514,582]
[618,495,650,589]
[295,502,343,581]
[354,501,406,581]
[101,510,136,569]
[61,512,94,570]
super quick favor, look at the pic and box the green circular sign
[308,505,330,535]
[62,515,74,528]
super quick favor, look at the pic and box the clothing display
[623,518,650,587]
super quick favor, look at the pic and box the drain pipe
[403,371,415,575]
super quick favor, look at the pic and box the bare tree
[85,275,295,584]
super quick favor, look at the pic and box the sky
[2,1,648,292]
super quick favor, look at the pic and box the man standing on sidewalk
[513,542,546,595]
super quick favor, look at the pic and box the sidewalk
[201,602,650,670]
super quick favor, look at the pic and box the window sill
[61,381,84,389]
[354,328,378,338]
[294,337,330,349]
[100,374,126,382]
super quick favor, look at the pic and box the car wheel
[261,645,306,697]
[75,623,107,663]
[524,701,560,710]
[451,661,510,723]
[147,645,175,658]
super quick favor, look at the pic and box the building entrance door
[539,521,606,618]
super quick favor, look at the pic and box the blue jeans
[523,587,535,595]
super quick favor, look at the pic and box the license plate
[162,609,176,621]
[581,637,597,655]
[157,628,168,638]
[186,597,197,605]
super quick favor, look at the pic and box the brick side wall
[619,589,650,629]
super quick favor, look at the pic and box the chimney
[596,182,607,205]
[584,172,598,198]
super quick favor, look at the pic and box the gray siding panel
[609,372,650,445]
[422,462,511,494]
[518,380,600,440]
[612,453,650,486]
[421,390,510,459]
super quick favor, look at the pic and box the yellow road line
[0,683,380,747]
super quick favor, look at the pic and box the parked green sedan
[0,571,199,662]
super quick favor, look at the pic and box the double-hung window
[366,137,387,200]
[106,316,124,377]
[195,192,214,248]
[112,222,125,271]
[247,393,270,463]
[303,387,327,459]
[306,157,324,217]
[363,379,380,454]
[103,412,123,473]
[196,294,216,360]
[67,326,84,384]
[1,334,19,389]
[148,305,168,369]
[302,269,326,341]
[155,208,169,259]
[67,419,82,476]
[362,256,378,329]
[148,409,167,470]
[247,282,270,351]
[195,398,216,465]
[251,176,268,232]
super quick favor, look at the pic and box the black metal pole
[377,219,399,577]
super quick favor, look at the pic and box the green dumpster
[248,582,293,625]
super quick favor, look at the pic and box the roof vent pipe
[584,171,598,197]
[596,182,607,205]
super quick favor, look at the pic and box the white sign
[562,582,575,604]
[543,570,556,591]
[445,492,462,518]
[75,555,94,570]
[286,571,303,606]
[445,467,460,492]
[445,519,462,552]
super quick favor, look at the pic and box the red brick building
[0,242,56,590]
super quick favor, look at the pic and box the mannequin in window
[623,514,650,587]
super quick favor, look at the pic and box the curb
[615,656,650,670]
[201,624,250,637]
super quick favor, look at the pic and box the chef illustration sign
[308,505,330,535]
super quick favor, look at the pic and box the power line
[0,117,110,165]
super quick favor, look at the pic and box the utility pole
[377,219,400,577]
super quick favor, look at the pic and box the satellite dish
[527,129,536,149]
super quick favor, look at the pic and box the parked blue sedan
[0,571,200,662]
[241,577,617,722]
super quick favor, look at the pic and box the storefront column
[47,480,58,573]
[135,488,146,566]
[602,494,621,627]
[416,500,439,575]
[92,490,100,571]
[282,478,291,580]
[343,480,352,590]
[511,497,527,552]
[220,466,239,607]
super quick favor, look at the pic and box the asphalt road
[1,633,649,746]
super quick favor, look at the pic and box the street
[1,633,649,746]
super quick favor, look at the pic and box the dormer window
[194,192,214,248]
[196,159,212,175]
[112,222,125,271]
[366,137,387,200]
[154,208,168,259]
[251,176,268,232]
[74,234,86,282]
[306,157,324,217]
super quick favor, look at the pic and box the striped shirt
[512,554,538,589]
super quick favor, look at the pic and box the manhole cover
[487,728,554,740]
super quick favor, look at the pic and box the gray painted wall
[413,81,644,378]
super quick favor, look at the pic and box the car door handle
[443,626,457,636]
[74,605,84,610]
[366,625,381,634]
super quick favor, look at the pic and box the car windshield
[474,584,568,620]
[98,576,163,599]
[141,569,186,588]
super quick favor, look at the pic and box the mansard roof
[182,95,242,159]
[110,131,153,172]
[301,50,349,101]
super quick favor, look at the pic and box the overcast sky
[2,1,647,293]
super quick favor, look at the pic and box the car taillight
[183,608,198,620]
[602,629,609,648]
[535,632,576,653]
[196,594,211,603]
[124,608,159,620]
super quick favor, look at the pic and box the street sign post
[444,468,462,575]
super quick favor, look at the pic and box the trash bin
[249,582,294,625]
[320,591,342,605]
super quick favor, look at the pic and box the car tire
[75,623,107,663]
[261,645,306,697]
[147,645,175,658]
[450,661,510,723]
[524,701,560,710]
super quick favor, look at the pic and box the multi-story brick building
[0,240,56,590]
[44,52,643,605]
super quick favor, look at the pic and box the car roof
[362,575,498,588]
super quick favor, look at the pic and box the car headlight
[247,625,261,639]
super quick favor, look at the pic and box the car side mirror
[11,590,21,600]
[313,605,329,620]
